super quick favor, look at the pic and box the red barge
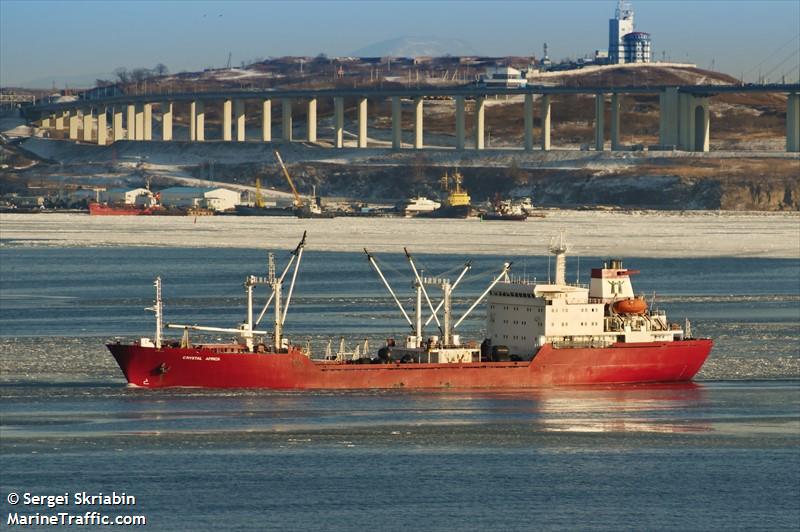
[89,202,159,216]
[107,233,712,389]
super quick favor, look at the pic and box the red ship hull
[107,339,712,389]
[89,203,157,216]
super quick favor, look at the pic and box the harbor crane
[274,150,303,209]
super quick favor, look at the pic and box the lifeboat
[613,297,647,315]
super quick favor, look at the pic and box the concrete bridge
[25,84,800,153]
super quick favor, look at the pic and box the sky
[1,0,798,88]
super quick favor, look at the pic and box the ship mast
[405,248,443,333]
[366,248,509,348]
[549,231,568,285]
[415,280,423,348]
[364,248,414,329]
[167,232,306,352]
[269,253,283,351]
[423,261,471,327]
[146,277,163,349]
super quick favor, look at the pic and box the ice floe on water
[0,210,798,258]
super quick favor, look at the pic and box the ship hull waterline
[108,339,712,389]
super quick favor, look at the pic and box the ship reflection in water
[520,383,711,434]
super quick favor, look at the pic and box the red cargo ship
[89,202,160,216]
[107,233,712,389]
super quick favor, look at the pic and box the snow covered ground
[1,211,797,258]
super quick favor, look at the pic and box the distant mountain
[350,36,478,58]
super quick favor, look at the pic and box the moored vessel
[418,171,474,218]
[480,196,529,221]
[107,233,712,389]
[89,202,162,215]
[402,196,441,217]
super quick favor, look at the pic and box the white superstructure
[403,196,441,215]
[486,235,682,358]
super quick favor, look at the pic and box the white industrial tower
[609,0,635,64]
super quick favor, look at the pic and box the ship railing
[551,336,614,349]
[565,282,589,289]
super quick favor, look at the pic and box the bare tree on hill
[114,68,130,84]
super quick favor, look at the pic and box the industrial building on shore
[609,1,651,64]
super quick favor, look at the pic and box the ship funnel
[548,232,569,285]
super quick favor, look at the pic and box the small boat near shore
[480,197,528,221]
[402,196,441,217]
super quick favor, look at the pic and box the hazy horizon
[1,0,798,88]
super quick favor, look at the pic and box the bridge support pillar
[698,98,710,152]
[282,98,292,142]
[541,95,551,151]
[413,97,423,149]
[262,100,272,142]
[190,102,196,141]
[678,93,691,150]
[191,101,204,142]
[677,94,709,152]
[55,112,65,131]
[134,104,144,141]
[306,98,316,142]
[112,108,123,141]
[40,116,51,129]
[235,100,246,142]
[524,93,534,151]
[161,102,173,141]
[455,96,465,151]
[658,87,679,148]
[97,110,107,145]
[334,97,344,148]
[787,93,799,152]
[474,97,484,150]
[595,93,605,151]
[610,93,621,150]
[68,112,79,140]
[391,97,402,149]
[126,104,135,140]
[358,97,368,148]
[82,110,93,142]
[223,99,232,141]
[143,103,152,140]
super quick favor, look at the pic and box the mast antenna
[149,277,163,349]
